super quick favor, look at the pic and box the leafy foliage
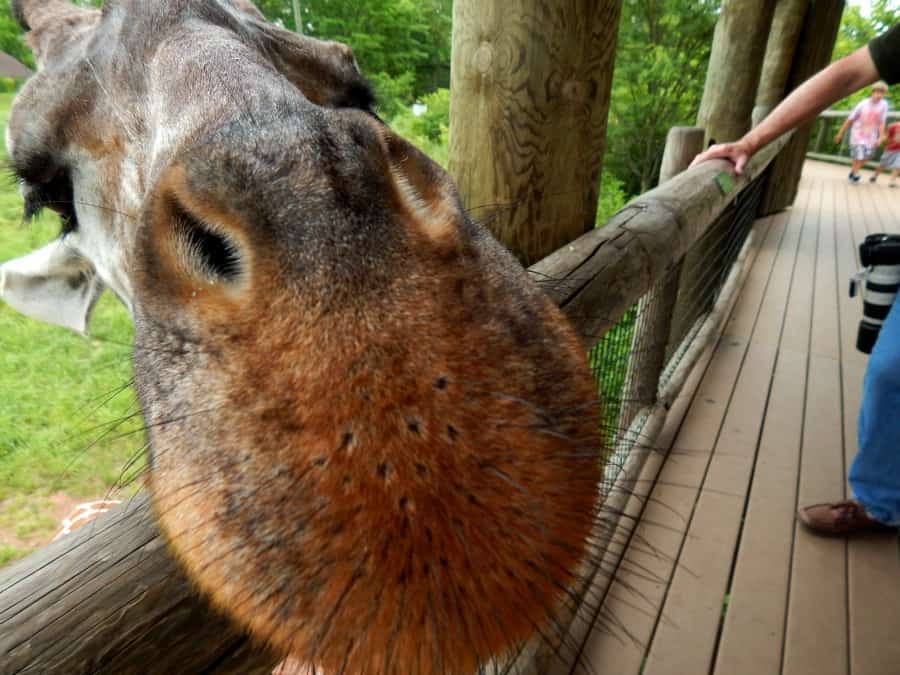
[409,88,450,143]
[809,2,900,156]
[595,174,629,227]
[0,1,32,83]
[831,1,900,112]
[604,0,720,196]
[256,0,452,115]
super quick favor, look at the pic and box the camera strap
[849,266,870,299]
[849,264,900,301]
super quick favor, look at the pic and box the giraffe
[1,1,603,672]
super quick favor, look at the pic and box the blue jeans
[851,297,900,526]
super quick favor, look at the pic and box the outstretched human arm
[690,45,881,174]
[835,115,854,145]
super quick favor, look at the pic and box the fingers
[689,144,731,168]
[689,143,748,176]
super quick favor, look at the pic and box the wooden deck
[580,161,900,675]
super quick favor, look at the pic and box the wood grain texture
[448,0,623,265]
[643,181,808,675]
[756,0,809,110]
[620,127,706,428]
[697,0,777,145]
[0,494,280,675]
[759,0,844,215]
[576,211,784,675]
[709,183,817,675]
[841,172,900,675]
[531,133,791,345]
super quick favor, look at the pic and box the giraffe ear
[247,21,375,110]
[0,239,105,335]
[228,0,266,20]
[11,0,100,69]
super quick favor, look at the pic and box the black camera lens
[857,320,882,354]
[854,234,900,355]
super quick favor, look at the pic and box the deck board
[782,174,849,675]
[711,184,819,675]
[643,181,811,675]
[576,204,790,675]
[581,161,900,675]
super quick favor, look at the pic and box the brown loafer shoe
[797,500,896,537]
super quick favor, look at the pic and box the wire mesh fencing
[588,170,767,496]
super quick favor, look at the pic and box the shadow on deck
[583,160,900,675]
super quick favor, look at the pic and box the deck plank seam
[641,185,810,674]
[778,178,826,675]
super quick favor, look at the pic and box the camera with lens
[850,233,900,354]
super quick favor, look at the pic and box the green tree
[256,0,451,114]
[0,3,32,69]
[603,0,720,196]
[831,1,900,111]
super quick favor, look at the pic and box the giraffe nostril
[172,207,243,284]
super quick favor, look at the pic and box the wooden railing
[0,131,793,675]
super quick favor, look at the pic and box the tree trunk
[756,0,810,110]
[760,0,845,215]
[697,0,777,145]
[292,0,302,34]
[448,0,623,265]
[0,494,281,674]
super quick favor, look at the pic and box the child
[835,81,889,182]
[872,118,900,187]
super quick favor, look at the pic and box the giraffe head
[2,1,602,671]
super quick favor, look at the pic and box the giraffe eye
[19,169,78,236]
[11,148,78,236]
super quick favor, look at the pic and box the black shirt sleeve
[870,23,900,85]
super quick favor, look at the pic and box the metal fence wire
[589,172,767,495]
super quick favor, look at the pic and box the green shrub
[410,88,450,143]
[369,71,416,120]
[389,104,449,168]
[596,173,630,227]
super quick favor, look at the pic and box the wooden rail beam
[532,132,792,344]
[0,494,280,674]
[619,127,705,430]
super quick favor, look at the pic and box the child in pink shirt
[835,81,889,182]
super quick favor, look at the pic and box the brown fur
[8,1,603,672]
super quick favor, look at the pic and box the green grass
[0,92,143,563]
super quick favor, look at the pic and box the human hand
[689,139,754,175]
[834,132,843,145]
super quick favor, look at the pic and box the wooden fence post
[620,127,705,429]
[448,0,623,265]
[756,0,810,111]
[697,0,777,145]
[760,0,845,214]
